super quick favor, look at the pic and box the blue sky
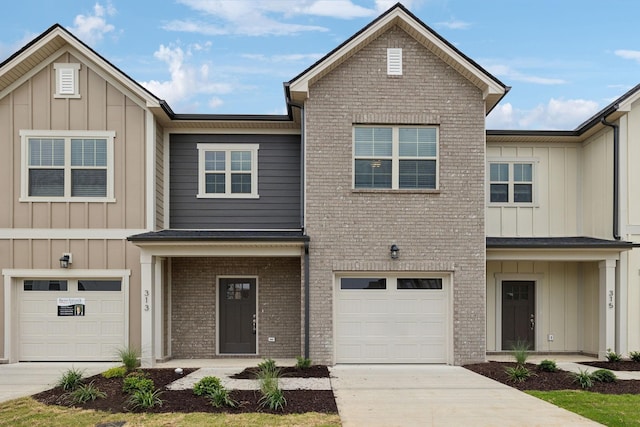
[1,0,639,129]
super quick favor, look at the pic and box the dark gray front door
[219,278,256,354]
[502,281,535,350]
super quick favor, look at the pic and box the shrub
[571,369,594,389]
[102,366,127,379]
[257,358,279,376]
[295,356,312,369]
[117,347,140,371]
[538,359,558,372]
[591,369,617,383]
[57,368,84,391]
[123,372,154,394]
[258,385,286,411]
[193,376,223,397]
[505,364,532,383]
[126,388,164,410]
[67,381,106,404]
[511,341,530,365]
[629,351,640,362]
[208,386,237,408]
[605,348,622,362]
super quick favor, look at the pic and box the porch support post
[140,252,155,367]
[3,274,14,363]
[153,258,164,361]
[599,259,616,359]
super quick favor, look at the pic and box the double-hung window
[354,126,438,189]
[197,143,259,198]
[489,161,534,203]
[21,130,115,201]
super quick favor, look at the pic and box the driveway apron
[330,365,602,427]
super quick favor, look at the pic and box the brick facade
[304,26,487,365]
[170,257,301,358]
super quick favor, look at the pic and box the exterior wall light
[59,253,72,268]
[390,244,399,259]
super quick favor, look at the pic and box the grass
[528,390,640,426]
[0,397,341,427]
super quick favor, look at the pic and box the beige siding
[0,51,147,230]
[626,244,640,352]
[486,143,580,237]
[626,106,640,226]
[487,260,596,353]
[581,129,614,239]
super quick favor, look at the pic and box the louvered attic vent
[387,48,402,76]
[54,63,81,98]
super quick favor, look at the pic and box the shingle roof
[128,229,309,243]
[486,236,635,249]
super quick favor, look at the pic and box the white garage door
[19,279,125,361]
[335,276,449,363]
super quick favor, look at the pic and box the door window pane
[24,280,68,291]
[226,282,251,299]
[397,278,443,289]
[340,278,386,289]
[78,280,121,291]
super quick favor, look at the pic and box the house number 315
[144,290,150,311]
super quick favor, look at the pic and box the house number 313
[144,290,150,311]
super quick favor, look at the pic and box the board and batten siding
[169,134,301,229]
[486,143,580,237]
[0,51,147,230]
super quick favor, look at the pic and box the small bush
[629,351,640,362]
[123,372,154,394]
[117,347,140,371]
[57,368,84,391]
[68,381,106,404]
[605,348,622,362]
[571,369,594,389]
[102,366,127,379]
[126,388,164,410]
[295,356,312,369]
[193,376,223,396]
[257,358,279,375]
[258,385,286,411]
[592,369,617,383]
[208,386,237,408]
[510,341,530,365]
[538,359,558,372]
[505,364,532,383]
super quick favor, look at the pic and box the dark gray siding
[170,134,301,229]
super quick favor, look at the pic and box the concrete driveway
[0,362,117,403]
[330,365,602,427]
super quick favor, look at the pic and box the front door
[219,278,257,354]
[502,281,535,351]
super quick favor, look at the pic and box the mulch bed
[230,365,329,379]
[465,361,640,394]
[581,360,640,371]
[32,367,338,414]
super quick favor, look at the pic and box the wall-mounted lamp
[390,244,399,260]
[59,253,72,269]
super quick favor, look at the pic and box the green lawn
[528,390,640,427]
[0,397,341,427]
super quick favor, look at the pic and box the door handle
[252,314,257,334]
[530,314,535,331]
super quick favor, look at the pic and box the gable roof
[287,2,508,114]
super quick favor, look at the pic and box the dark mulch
[581,360,640,371]
[32,367,338,414]
[465,361,640,394]
[230,365,329,379]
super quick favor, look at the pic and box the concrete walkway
[330,365,602,427]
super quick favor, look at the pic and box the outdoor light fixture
[59,253,72,268]
[390,244,399,259]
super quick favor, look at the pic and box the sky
[1,0,639,130]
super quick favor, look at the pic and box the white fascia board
[2,268,131,278]
[133,242,304,258]
[486,248,623,262]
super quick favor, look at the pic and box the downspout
[287,95,310,358]
[601,113,620,240]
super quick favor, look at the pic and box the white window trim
[353,126,439,190]
[487,158,538,206]
[19,130,116,202]
[197,143,259,199]
[53,63,81,99]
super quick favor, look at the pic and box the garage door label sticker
[57,297,86,316]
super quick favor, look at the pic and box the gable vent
[387,48,402,76]
[58,68,75,95]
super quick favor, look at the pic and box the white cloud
[435,20,471,30]
[487,64,566,85]
[140,44,233,111]
[615,49,640,63]
[68,2,117,45]
[296,1,374,18]
[487,98,600,130]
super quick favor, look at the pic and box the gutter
[601,109,621,240]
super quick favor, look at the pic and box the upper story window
[20,130,115,202]
[353,126,438,190]
[197,143,259,198]
[489,161,534,204]
[53,63,81,98]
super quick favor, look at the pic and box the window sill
[352,189,440,195]
[196,194,260,199]
[488,203,538,208]
[19,197,116,203]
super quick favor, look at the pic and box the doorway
[218,278,257,354]
[501,280,535,351]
